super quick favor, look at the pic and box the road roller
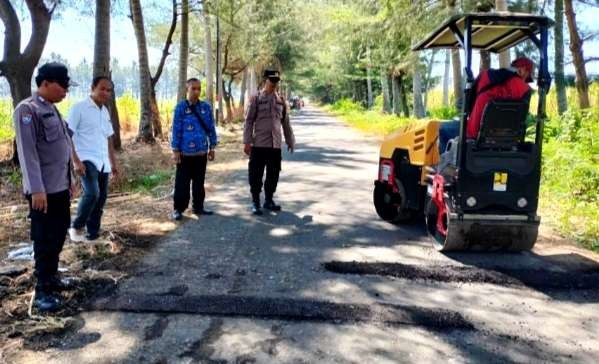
[373,13,554,251]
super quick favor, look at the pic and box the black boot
[48,275,77,291]
[33,289,62,312]
[264,197,281,211]
[193,207,214,216]
[251,197,263,216]
[171,210,183,221]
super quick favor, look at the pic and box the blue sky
[41,8,163,66]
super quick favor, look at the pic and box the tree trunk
[93,0,110,81]
[380,69,392,113]
[249,66,257,94]
[399,74,410,117]
[130,0,155,142]
[554,0,568,115]
[451,49,464,110]
[412,57,425,118]
[366,68,373,109]
[423,50,436,112]
[150,89,162,137]
[131,0,176,141]
[239,67,248,110]
[446,0,463,110]
[177,0,189,102]
[564,0,590,109]
[366,48,373,109]
[223,78,233,123]
[443,49,450,106]
[0,0,54,163]
[215,16,223,124]
[480,50,491,71]
[6,71,32,164]
[392,74,401,116]
[93,0,121,150]
[5,71,34,107]
[203,8,214,109]
[496,0,511,67]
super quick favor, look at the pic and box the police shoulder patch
[21,114,33,125]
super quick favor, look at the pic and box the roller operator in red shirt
[438,57,534,153]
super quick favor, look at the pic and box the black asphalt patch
[87,294,474,331]
[323,261,599,289]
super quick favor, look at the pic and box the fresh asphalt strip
[323,261,599,289]
[88,294,474,330]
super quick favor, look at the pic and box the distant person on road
[243,69,295,215]
[170,78,218,221]
[67,76,120,242]
[13,62,78,312]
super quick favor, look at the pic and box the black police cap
[35,62,78,88]
[263,69,281,81]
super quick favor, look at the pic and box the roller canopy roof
[412,12,554,53]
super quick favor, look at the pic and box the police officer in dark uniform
[243,69,295,215]
[13,62,77,312]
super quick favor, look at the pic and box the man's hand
[243,144,252,156]
[287,144,294,153]
[172,151,181,164]
[208,149,215,161]
[74,159,86,177]
[31,192,48,213]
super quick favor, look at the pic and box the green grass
[0,99,14,143]
[323,99,415,135]
[540,109,599,251]
[124,169,174,195]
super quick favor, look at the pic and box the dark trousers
[72,161,109,236]
[249,147,282,202]
[173,154,208,213]
[27,190,70,293]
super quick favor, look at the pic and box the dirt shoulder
[0,123,244,356]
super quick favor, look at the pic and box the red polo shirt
[467,70,531,139]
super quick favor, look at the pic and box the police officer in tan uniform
[243,69,295,215]
[14,63,78,312]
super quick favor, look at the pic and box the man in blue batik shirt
[171,78,218,220]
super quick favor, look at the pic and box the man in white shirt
[67,76,120,241]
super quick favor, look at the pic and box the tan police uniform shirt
[13,93,72,195]
[243,90,295,149]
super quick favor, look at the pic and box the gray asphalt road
[10,106,599,363]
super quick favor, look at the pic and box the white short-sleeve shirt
[67,97,114,173]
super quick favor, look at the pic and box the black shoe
[86,233,100,241]
[263,199,281,211]
[172,210,183,221]
[193,208,214,216]
[49,276,77,291]
[33,291,62,312]
[252,202,263,216]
